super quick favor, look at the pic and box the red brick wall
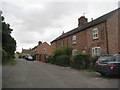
[51,22,108,56]
[107,10,119,54]
[36,42,52,55]
[86,22,108,55]
[51,10,119,55]
[67,31,87,52]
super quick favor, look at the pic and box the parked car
[25,55,33,61]
[95,54,120,76]
[24,55,28,59]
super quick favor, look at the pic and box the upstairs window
[72,36,76,44]
[61,40,64,46]
[43,48,47,52]
[92,28,98,39]
[92,47,101,56]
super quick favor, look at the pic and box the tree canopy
[1,13,16,58]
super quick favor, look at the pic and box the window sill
[92,38,99,41]
[73,43,76,45]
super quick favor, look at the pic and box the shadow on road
[97,74,120,79]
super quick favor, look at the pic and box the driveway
[2,58,119,88]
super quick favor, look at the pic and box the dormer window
[72,36,76,44]
[92,28,98,39]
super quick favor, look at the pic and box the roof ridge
[51,8,119,43]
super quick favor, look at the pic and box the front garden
[44,46,99,72]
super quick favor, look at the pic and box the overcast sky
[1,0,120,52]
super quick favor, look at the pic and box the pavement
[2,58,119,88]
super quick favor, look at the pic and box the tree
[1,13,16,59]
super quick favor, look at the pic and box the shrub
[2,49,9,64]
[2,49,8,60]
[46,55,56,64]
[89,56,100,68]
[9,59,17,66]
[55,55,70,67]
[45,55,52,63]
[51,46,72,66]
[53,48,63,57]
[70,59,81,69]
[53,46,72,57]
[70,53,90,70]
[62,46,72,56]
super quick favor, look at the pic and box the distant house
[51,8,120,56]
[14,52,20,58]
[31,41,52,61]
[21,48,31,56]
[30,46,37,56]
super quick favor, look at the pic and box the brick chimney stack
[78,16,88,27]
[62,31,64,35]
[38,41,42,45]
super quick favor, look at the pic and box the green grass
[9,59,17,65]
[85,68,95,72]
[2,59,17,66]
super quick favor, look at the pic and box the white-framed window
[92,47,101,56]
[92,28,98,39]
[82,50,86,54]
[72,35,76,44]
[61,40,64,46]
[72,49,77,55]
[43,48,47,52]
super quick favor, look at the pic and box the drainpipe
[67,37,68,46]
[105,21,109,54]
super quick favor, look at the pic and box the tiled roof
[51,8,119,43]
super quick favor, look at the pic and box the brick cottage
[31,41,52,61]
[51,8,120,56]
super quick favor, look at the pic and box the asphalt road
[2,58,119,88]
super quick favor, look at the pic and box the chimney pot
[91,18,93,21]
[38,41,42,45]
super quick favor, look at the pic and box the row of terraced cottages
[51,8,120,57]
[22,8,120,61]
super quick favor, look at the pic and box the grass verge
[2,59,17,66]
[9,59,17,65]
[85,68,95,72]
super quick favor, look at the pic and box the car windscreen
[115,55,120,62]
[98,55,114,62]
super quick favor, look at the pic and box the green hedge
[45,55,56,64]
[89,56,100,69]
[53,46,72,57]
[45,46,72,66]
[70,53,90,70]
[55,55,70,67]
